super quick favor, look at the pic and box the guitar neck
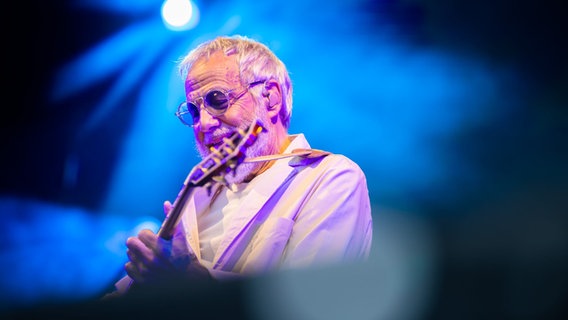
[113,121,264,296]
[155,120,265,241]
[157,179,195,240]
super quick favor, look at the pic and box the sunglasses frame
[176,80,265,127]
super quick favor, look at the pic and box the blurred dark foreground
[3,246,567,320]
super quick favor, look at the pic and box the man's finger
[138,229,159,249]
[124,261,144,284]
[163,200,173,216]
[126,235,155,264]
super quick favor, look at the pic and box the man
[111,35,372,294]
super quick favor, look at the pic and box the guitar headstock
[187,119,266,189]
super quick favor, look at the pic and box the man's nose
[197,106,220,132]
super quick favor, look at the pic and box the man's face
[185,51,276,184]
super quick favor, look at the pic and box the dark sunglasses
[176,81,264,127]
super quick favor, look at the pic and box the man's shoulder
[288,134,365,174]
[300,152,369,190]
[319,153,365,173]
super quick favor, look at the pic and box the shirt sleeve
[280,156,373,270]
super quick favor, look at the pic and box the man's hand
[124,201,211,285]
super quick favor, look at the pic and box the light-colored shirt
[180,133,373,279]
[197,178,261,267]
[111,133,372,293]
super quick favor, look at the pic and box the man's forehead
[185,51,240,86]
[192,51,238,75]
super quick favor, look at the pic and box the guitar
[107,119,266,296]
[158,119,266,240]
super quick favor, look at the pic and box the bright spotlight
[161,0,200,31]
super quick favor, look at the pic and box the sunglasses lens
[188,103,201,123]
[177,89,232,126]
[178,102,200,126]
[204,90,229,114]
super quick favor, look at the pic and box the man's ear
[262,80,282,115]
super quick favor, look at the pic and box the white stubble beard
[195,107,276,185]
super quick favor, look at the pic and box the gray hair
[178,35,293,128]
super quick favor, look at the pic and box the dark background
[2,0,567,319]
